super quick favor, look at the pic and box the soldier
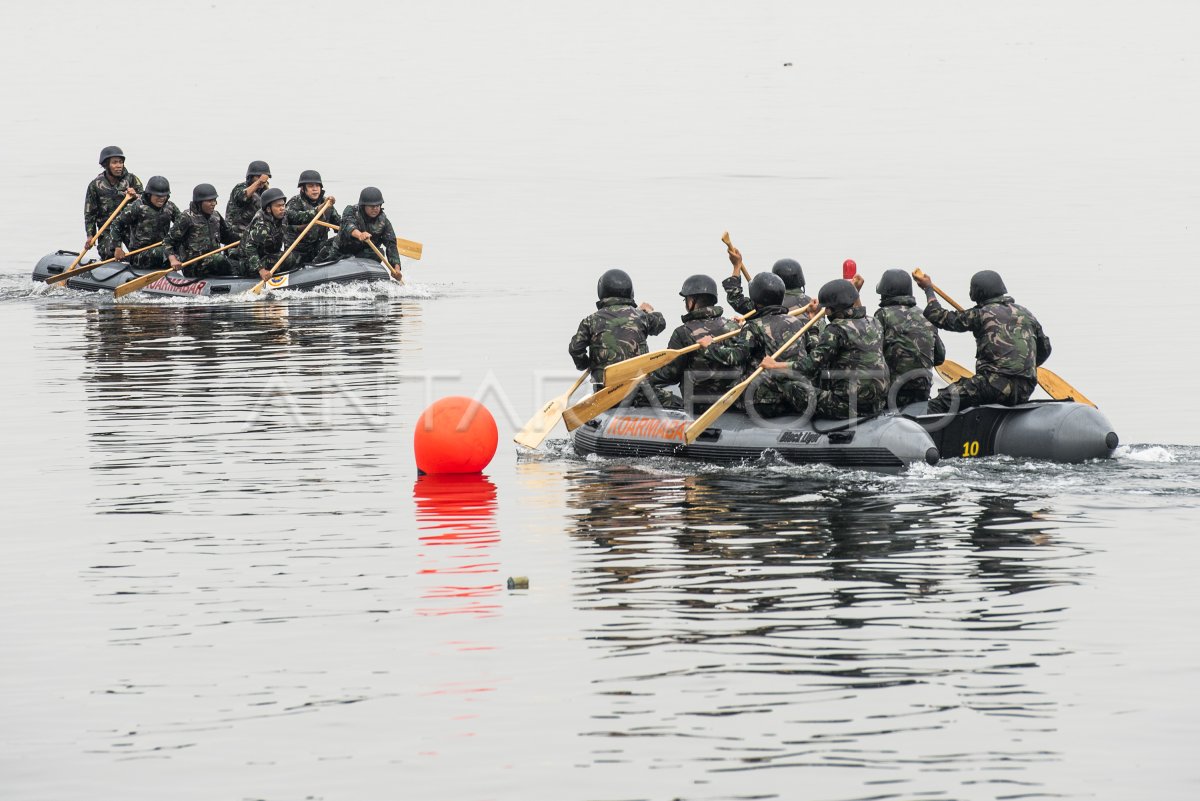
[916,270,1051,414]
[874,268,946,406]
[337,187,398,266]
[723,251,821,350]
[646,274,741,413]
[239,187,298,282]
[286,170,341,264]
[761,278,890,419]
[110,176,179,270]
[84,145,144,259]
[226,160,272,236]
[164,183,241,278]
[709,272,812,419]
[569,269,666,393]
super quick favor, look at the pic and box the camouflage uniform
[875,295,946,405]
[110,196,180,270]
[164,203,241,278]
[84,170,144,259]
[337,204,400,265]
[569,297,668,391]
[785,307,889,419]
[709,306,811,418]
[225,181,263,236]
[722,274,821,350]
[239,209,299,277]
[647,305,742,413]
[924,295,1051,414]
[286,192,343,264]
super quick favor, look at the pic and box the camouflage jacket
[924,294,1051,378]
[164,203,240,262]
[874,295,945,381]
[111,197,180,250]
[790,308,889,403]
[569,297,667,382]
[239,209,287,274]
[711,306,806,371]
[721,275,813,315]
[84,171,144,236]
[648,305,741,395]
[285,192,342,249]
[225,181,263,235]
[338,204,399,263]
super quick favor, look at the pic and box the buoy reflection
[413,473,502,618]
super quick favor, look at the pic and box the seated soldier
[84,145,143,259]
[916,269,1051,414]
[568,269,667,398]
[286,170,341,264]
[110,176,179,270]
[226,160,272,236]
[761,279,889,419]
[874,268,946,406]
[647,274,741,413]
[164,184,241,278]
[337,187,399,268]
[239,187,298,282]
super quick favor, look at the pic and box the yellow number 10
[962,440,981,457]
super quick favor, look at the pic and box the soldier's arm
[130,175,144,193]
[381,217,401,264]
[338,206,358,240]
[163,215,188,259]
[648,328,689,386]
[641,310,667,337]
[568,318,592,371]
[921,291,978,333]
[326,205,343,226]
[705,326,750,369]
[1033,320,1051,366]
[219,215,239,245]
[721,275,755,315]
[84,180,99,236]
[790,327,841,376]
[932,330,946,366]
[110,205,134,247]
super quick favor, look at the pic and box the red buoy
[413,397,499,474]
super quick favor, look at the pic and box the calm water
[3,2,1200,800]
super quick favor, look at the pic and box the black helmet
[246,160,272,180]
[297,169,323,187]
[358,186,384,205]
[98,145,125,166]
[817,278,859,312]
[679,274,718,304]
[969,270,1007,304]
[192,183,219,203]
[597,268,634,300]
[771,258,805,290]
[145,175,171,197]
[259,187,287,208]
[748,272,785,308]
[876,268,913,297]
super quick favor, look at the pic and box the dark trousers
[928,372,1037,414]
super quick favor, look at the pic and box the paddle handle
[721,231,753,281]
[67,193,135,273]
[249,199,333,294]
[47,239,164,284]
[912,269,965,312]
[367,239,403,283]
[113,240,240,298]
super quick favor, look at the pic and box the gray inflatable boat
[573,408,940,473]
[33,251,391,297]
[904,399,1118,463]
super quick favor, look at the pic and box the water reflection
[65,300,422,514]
[562,464,1090,793]
[413,473,503,618]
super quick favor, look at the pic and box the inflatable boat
[572,408,940,473]
[904,399,1118,463]
[33,251,391,297]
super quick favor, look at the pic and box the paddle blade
[603,349,684,386]
[113,268,171,298]
[936,359,974,384]
[683,374,754,444]
[513,394,571,449]
[1037,367,1097,408]
[562,379,642,431]
[396,238,422,260]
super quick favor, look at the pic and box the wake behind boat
[33,251,393,297]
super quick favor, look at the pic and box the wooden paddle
[912,268,1095,407]
[603,326,743,386]
[366,239,403,283]
[113,242,240,298]
[46,240,163,285]
[721,231,754,281]
[513,371,590,449]
[249,198,334,295]
[63,193,135,276]
[683,309,827,445]
[936,358,974,384]
[315,220,423,261]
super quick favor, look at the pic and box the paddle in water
[113,241,241,298]
[514,371,590,448]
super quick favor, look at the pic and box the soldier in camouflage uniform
[337,187,400,266]
[225,160,272,236]
[722,249,821,351]
[239,188,300,281]
[763,279,890,419]
[164,183,242,278]
[569,269,668,404]
[708,272,813,419]
[287,170,342,264]
[110,176,179,270]
[647,275,741,413]
[84,145,143,259]
[918,270,1051,414]
[873,268,946,406]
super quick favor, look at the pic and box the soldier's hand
[638,302,655,313]
[168,255,182,270]
[354,230,371,242]
[114,247,126,260]
[85,236,96,250]
[913,271,933,290]
[259,268,273,282]
[327,196,336,206]
[727,246,743,274]
[733,315,745,324]
[760,356,787,371]
[851,274,864,291]
[696,335,714,348]
[125,186,139,198]
[804,298,820,315]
